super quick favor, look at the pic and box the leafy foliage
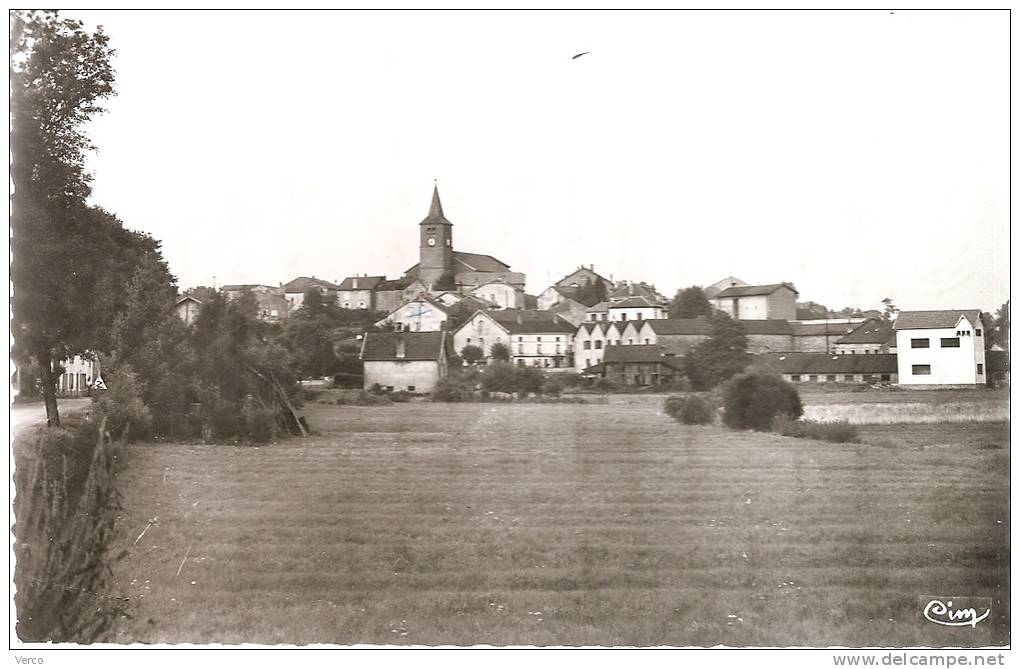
[669,286,712,319]
[489,342,510,362]
[682,312,750,390]
[771,416,860,443]
[722,372,803,431]
[461,344,484,365]
[664,394,715,425]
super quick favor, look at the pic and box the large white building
[453,309,576,368]
[710,283,798,321]
[374,296,452,332]
[893,310,987,387]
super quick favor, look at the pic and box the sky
[70,9,1009,314]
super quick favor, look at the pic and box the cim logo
[921,597,992,628]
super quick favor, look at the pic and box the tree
[461,345,484,365]
[489,342,511,362]
[881,298,898,323]
[11,11,119,426]
[991,300,1009,351]
[795,301,831,320]
[669,286,713,319]
[682,312,749,390]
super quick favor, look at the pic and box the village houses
[453,310,576,368]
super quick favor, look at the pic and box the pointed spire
[420,180,452,225]
[429,181,444,219]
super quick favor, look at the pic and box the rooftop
[713,283,799,299]
[893,310,982,330]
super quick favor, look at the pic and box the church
[399,185,526,308]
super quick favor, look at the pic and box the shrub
[92,364,152,441]
[722,372,802,431]
[461,344,484,365]
[664,395,686,419]
[430,376,471,402]
[481,363,517,393]
[514,366,544,396]
[239,394,279,443]
[771,415,860,443]
[390,390,413,402]
[489,342,511,363]
[678,395,714,425]
[543,375,566,397]
[593,377,616,392]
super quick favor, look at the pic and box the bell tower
[419,183,454,290]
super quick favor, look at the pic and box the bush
[678,395,714,425]
[92,364,152,441]
[593,377,616,392]
[664,395,686,419]
[771,416,860,443]
[480,363,517,393]
[543,375,566,397]
[390,390,413,402]
[664,394,714,425]
[239,394,279,443]
[430,376,472,402]
[722,372,802,431]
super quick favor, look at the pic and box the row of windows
[956,329,981,337]
[518,344,562,354]
[516,336,562,342]
[911,337,966,349]
[790,374,892,382]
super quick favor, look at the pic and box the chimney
[395,338,406,359]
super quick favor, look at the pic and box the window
[844,374,855,382]
[644,338,650,344]
[586,358,591,368]
[583,341,591,350]
[385,386,394,392]
[537,344,543,354]
[407,385,416,392]
[826,375,836,382]
[628,339,634,345]
[518,336,523,342]
[595,340,603,350]
[533,360,540,367]
[880,374,891,382]
[466,337,471,343]
[910,338,930,348]
[912,364,931,375]
[791,375,801,382]
[940,338,960,348]
[518,344,524,354]
[555,345,561,354]
[809,375,818,382]
[637,313,643,321]
[976,329,982,337]
[614,340,620,346]
[977,363,984,375]
[537,337,542,342]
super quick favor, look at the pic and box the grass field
[95,397,1010,647]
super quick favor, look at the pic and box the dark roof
[555,266,612,288]
[609,296,660,309]
[738,319,794,335]
[644,317,712,336]
[360,331,449,362]
[376,277,411,291]
[585,301,609,313]
[337,275,385,291]
[482,309,576,334]
[458,271,526,287]
[791,321,859,337]
[221,283,276,292]
[835,319,895,345]
[713,283,799,298]
[282,276,339,293]
[419,185,453,226]
[755,353,897,374]
[404,251,512,278]
[603,345,685,369]
[894,310,982,330]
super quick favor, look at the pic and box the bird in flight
[572,52,590,60]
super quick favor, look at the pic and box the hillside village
[54,186,1009,398]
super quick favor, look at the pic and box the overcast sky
[72,9,1009,313]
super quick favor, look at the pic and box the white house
[453,310,576,368]
[573,321,623,372]
[174,295,202,326]
[282,276,339,311]
[710,283,798,321]
[584,301,610,322]
[360,331,451,393]
[469,278,522,309]
[894,310,987,387]
[606,296,666,323]
[337,275,385,310]
[58,355,97,396]
[374,296,453,332]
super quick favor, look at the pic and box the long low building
[753,352,898,384]
[601,344,685,386]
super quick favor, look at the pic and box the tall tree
[881,297,898,323]
[992,300,1010,351]
[682,312,749,390]
[669,286,713,319]
[11,11,119,426]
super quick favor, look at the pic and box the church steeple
[418,182,455,290]
[420,181,452,226]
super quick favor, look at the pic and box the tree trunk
[36,348,60,427]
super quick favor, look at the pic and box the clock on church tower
[418,184,455,289]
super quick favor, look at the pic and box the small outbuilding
[359,331,452,393]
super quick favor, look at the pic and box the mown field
[99,396,1009,646]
